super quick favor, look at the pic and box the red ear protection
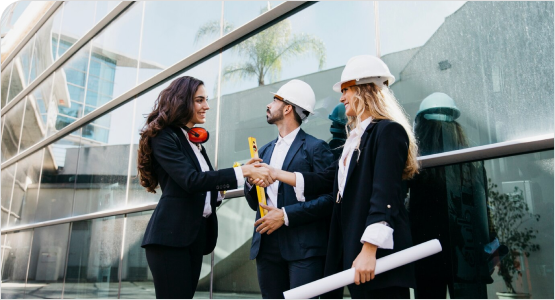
[183,126,210,144]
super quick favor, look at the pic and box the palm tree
[195,4,326,86]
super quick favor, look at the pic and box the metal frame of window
[1,1,312,171]
[1,1,134,117]
[2,132,553,235]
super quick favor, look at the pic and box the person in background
[328,103,348,160]
[408,92,495,298]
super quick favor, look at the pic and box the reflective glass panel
[84,2,142,116]
[7,64,24,104]
[9,149,44,227]
[119,211,154,299]
[138,1,222,82]
[407,150,554,299]
[63,215,124,299]
[1,62,13,108]
[1,97,26,162]
[25,223,70,299]
[223,1,283,34]
[94,1,121,23]
[34,130,81,223]
[218,1,376,170]
[46,47,91,136]
[55,1,97,59]
[32,5,63,82]
[71,100,135,216]
[17,35,36,88]
[0,230,33,299]
[128,55,221,206]
[0,1,31,37]
[212,197,261,298]
[380,1,554,155]
[19,75,54,153]
[1,165,17,228]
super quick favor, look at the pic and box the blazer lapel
[200,147,214,171]
[282,129,305,171]
[259,138,277,198]
[262,138,277,164]
[344,121,378,186]
[170,126,202,172]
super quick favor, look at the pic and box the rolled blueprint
[283,239,442,299]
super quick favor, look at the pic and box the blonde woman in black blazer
[254,56,420,299]
[137,76,273,299]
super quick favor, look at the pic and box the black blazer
[141,126,237,254]
[244,129,335,261]
[302,120,416,292]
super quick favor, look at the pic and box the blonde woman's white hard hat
[333,55,395,92]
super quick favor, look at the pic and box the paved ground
[1,282,262,299]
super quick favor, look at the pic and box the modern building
[1,1,553,299]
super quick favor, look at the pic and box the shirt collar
[277,126,301,147]
[352,117,373,137]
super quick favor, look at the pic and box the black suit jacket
[245,129,335,261]
[141,126,237,254]
[302,120,416,292]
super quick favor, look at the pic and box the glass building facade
[1,1,553,299]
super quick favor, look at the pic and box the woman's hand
[254,203,284,234]
[244,158,263,185]
[352,242,378,285]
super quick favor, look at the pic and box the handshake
[240,158,277,188]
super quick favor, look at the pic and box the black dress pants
[256,232,325,299]
[145,218,207,299]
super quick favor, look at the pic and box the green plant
[487,179,540,294]
[195,4,326,86]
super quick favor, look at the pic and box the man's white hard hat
[333,55,395,92]
[271,79,316,120]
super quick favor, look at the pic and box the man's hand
[254,203,284,234]
[251,163,277,187]
[352,242,378,285]
[242,163,274,186]
[244,158,263,185]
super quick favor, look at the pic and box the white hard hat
[271,79,316,120]
[333,55,395,92]
[416,92,461,122]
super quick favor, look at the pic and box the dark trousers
[145,218,207,299]
[348,286,410,299]
[256,232,325,299]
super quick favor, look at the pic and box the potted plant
[487,179,540,299]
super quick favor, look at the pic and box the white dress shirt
[294,118,394,249]
[181,128,244,218]
[246,126,301,226]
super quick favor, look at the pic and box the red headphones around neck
[183,126,210,144]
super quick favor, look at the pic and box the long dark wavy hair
[137,76,204,193]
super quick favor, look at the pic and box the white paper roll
[283,239,442,299]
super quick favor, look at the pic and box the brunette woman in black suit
[137,76,273,299]
[255,56,420,299]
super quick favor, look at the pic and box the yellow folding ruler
[248,137,268,217]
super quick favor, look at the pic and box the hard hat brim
[333,76,395,93]
[269,92,314,114]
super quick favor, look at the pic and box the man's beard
[267,108,284,124]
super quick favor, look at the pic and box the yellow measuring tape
[248,137,268,217]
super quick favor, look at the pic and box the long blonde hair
[346,83,419,179]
